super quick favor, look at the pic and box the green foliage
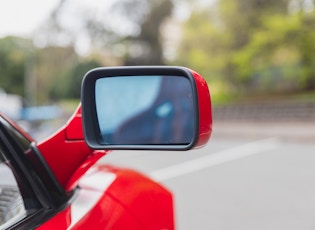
[0,0,174,104]
[3,0,315,105]
[35,46,78,103]
[175,0,315,100]
[51,59,101,99]
[0,37,102,103]
[0,37,30,96]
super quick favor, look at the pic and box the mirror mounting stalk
[37,105,107,191]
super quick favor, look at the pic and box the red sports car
[0,66,212,229]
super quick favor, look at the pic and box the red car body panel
[36,106,175,230]
[37,106,100,190]
[37,165,174,230]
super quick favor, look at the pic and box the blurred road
[98,121,315,230]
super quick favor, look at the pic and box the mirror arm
[37,105,107,191]
[65,105,85,140]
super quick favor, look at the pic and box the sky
[0,0,121,55]
[0,0,58,37]
[0,0,197,55]
[0,0,117,38]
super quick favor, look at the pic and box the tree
[175,0,315,96]
[50,59,101,99]
[36,0,173,65]
[36,46,78,102]
[0,37,31,96]
[120,0,174,65]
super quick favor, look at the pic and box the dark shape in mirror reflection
[95,75,195,145]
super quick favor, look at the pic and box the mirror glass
[95,75,195,145]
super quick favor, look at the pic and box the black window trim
[0,115,75,229]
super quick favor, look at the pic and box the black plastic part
[0,115,74,229]
[81,66,199,150]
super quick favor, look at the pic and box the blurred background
[0,0,315,138]
[1,1,315,229]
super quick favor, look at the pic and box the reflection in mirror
[95,75,195,145]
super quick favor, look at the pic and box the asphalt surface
[213,120,315,143]
[98,121,315,230]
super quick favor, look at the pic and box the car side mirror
[81,66,212,150]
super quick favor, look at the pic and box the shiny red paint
[37,208,71,229]
[65,149,107,191]
[37,165,174,230]
[36,104,175,229]
[37,106,106,190]
[65,106,85,140]
[190,69,212,148]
